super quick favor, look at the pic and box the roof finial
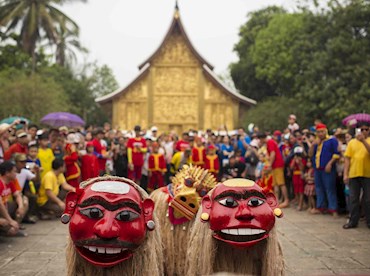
[174,0,180,19]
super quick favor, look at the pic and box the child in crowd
[26,143,42,194]
[304,159,317,214]
[81,142,99,181]
[148,142,166,192]
[290,147,306,211]
[37,132,55,180]
[205,144,219,180]
[255,152,273,193]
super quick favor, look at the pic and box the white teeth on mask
[84,245,126,254]
[220,228,266,235]
[88,246,97,252]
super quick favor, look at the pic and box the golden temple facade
[96,6,256,133]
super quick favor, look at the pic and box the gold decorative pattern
[152,33,198,66]
[108,15,249,133]
[153,67,197,95]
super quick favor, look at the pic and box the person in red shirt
[4,130,29,161]
[175,132,190,152]
[259,133,290,208]
[289,147,306,211]
[127,125,147,184]
[192,137,206,168]
[0,161,28,236]
[91,128,108,176]
[64,133,81,188]
[205,144,220,180]
[148,142,166,192]
[81,142,99,181]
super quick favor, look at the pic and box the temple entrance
[169,124,183,135]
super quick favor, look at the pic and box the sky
[60,0,298,87]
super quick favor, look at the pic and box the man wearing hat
[14,153,39,223]
[127,125,147,184]
[308,123,340,216]
[151,126,159,141]
[4,130,29,161]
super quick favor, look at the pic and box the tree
[90,64,119,97]
[0,69,69,122]
[0,0,83,68]
[251,13,313,96]
[230,6,286,101]
[55,18,88,67]
[242,96,306,132]
[231,0,370,130]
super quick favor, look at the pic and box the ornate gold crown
[172,165,217,197]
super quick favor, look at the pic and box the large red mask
[201,178,279,248]
[61,178,155,268]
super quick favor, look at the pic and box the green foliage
[243,96,307,131]
[90,64,119,97]
[0,69,69,122]
[0,0,114,126]
[232,0,370,130]
[230,6,286,101]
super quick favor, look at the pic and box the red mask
[63,179,154,268]
[201,179,278,248]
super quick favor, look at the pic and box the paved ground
[0,208,369,276]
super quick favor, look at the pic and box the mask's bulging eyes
[80,208,103,219]
[218,197,238,207]
[247,198,264,207]
[116,210,139,222]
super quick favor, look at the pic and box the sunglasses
[361,128,369,132]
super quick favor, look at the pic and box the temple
[96,4,256,133]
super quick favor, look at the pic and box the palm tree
[0,0,84,68]
[55,18,88,67]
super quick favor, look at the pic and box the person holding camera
[343,122,370,229]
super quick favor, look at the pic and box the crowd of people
[0,113,369,238]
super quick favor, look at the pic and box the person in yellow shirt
[37,132,55,179]
[37,158,75,219]
[343,123,370,229]
[170,148,192,175]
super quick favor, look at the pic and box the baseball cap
[273,130,282,136]
[16,131,28,138]
[151,126,158,132]
[316,123,327,130]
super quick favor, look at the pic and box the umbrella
[0,116,30,129]
[342,113,370,127]
[40,112,85,128]
[0,116,30,125]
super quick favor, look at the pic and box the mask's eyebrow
[214,190,266,201]
[78,197,141,213]
[214,191,243,201]
[244,190,266,200]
